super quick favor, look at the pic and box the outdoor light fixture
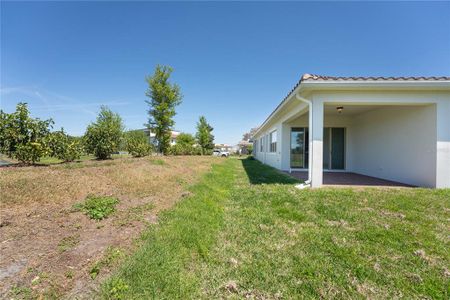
[336,106,344,113]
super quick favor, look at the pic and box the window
[260,137,263,152]
[269,130,277,152]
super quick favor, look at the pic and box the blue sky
[1,1,449,144]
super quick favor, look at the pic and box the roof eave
[301,80,450,91]
[253,80,450,138]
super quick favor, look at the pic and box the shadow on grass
[240,157,300,185]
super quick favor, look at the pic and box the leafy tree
[242,127,259,142]
[176,133,195,147]
[145,65,182,155]
[0,102,53,164]
[125,130,153,157]
[47,128,83,162]
[195,116,214,155]
[84,106,124,160]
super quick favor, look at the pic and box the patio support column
[310,99,324,187]
[436,101,450,188]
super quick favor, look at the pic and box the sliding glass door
[291,127,344,170]
[323,127,345,170]
[290,128,308,168]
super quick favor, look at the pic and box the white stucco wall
[352,105,437,187]
[254,124,282,169]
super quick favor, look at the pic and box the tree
[125,130,153,157]
[145,65,182,155]
[196,116,214,155]
[0,102,53,164]
[84,106,124,160]
[176,133,195,147]
[242,127,259,142]
[47,128,83,162]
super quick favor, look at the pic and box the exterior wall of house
[254,123,282,169]
[351,105,437,187]
[435,100,450,188]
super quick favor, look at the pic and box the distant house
[142,129,181,146]
[215,143,235,153]
[253,74,450,188]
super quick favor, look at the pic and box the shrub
[169,143,195,155]
[47,129,83,162]
[125,130,152,157]
[73,195,119,220]
[168,133,200,155]
[84,106,124,160]
[14,142,49,164]
[176,133,195,147]
[0,102,53,164]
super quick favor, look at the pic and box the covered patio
[285,171,413,187]
[253,75,450,188]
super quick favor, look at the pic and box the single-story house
[143,129,181,146]
[253,74,450,188]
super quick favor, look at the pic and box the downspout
[295,93,313,189]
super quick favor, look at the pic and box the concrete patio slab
[285,171,414,187]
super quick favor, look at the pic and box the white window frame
[269,130,277,153]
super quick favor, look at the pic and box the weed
[57,235,79,252]
[65,270,74,279]
[103,278,129,299]
[73,195,119,220]
[90,247,125,280]
[10,285,32,298]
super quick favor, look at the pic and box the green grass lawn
[102,158,449,299]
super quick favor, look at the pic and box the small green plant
[73,195,119,220]
[58,235,80,252]
[65,270,74,279]
[104,278,129,299]
[90,264,101,280]
[90,247,124,279]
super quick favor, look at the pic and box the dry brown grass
[0,155,219,298]
[1,156,214,207]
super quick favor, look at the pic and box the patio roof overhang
[254,74,450,137]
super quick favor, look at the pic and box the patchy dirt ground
[0,156,218,299]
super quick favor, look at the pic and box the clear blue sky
[1,1,449,144]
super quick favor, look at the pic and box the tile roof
[280,73,450,118]
[300,74,450,81]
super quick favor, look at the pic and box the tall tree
[145,65,182,154]
[196,116,214,155]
